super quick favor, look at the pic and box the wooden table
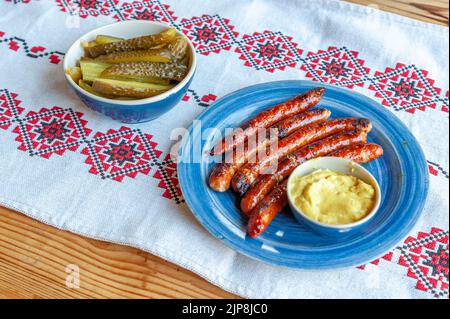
[0,0,448,299]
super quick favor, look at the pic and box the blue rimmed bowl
[63,20,197,123]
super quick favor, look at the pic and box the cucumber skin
[88,28,177,58]
[91,78,174,99]
[80,60,111,82]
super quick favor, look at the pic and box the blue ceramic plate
[178,81,429,269]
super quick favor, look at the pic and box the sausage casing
[210,87,325,155]
[232,118,372,195]
[208,108,331,192]
[328,143,384,162]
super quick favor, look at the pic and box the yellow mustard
[290,169,376,225]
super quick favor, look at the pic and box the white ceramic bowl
[63,20,197,123]
[287,157,381,236]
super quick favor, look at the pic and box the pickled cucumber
[81,40,97,57]
[75,28,188,100]
[95,48,172,63]
[66,67,82,83]
[79,79,97,95]
[79,80,128,100]
[169,36,189,61]
[95,35,123,45]
[101,62,188,83]
[91,78,174,99]
[100,74,170,85]
[81,40,96,48]
[88,28,177,58]
[78,80,106,97]
[179,54,190,67]
[79,59,112,82]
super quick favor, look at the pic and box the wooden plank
[0,207,238,299]
[0,0,448,300]
[345,0,449,26]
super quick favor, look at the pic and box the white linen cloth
[0,0,448,298]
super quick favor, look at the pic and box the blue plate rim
[178,80,429,269]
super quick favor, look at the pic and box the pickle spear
[92,78,174,99]
[88,28,177,58]
[66,67,82,83]
[82,36,122,57]
[79,80,132,100]
[95,35,123,45]
[169,36,189,61]
[81,40,96,48]
[79,79,103,96]
[82,40,97,57]
[101,62,188,83]
[95,48,172,63]
[80,60,112,82]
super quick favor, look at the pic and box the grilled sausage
[247,180,289,238]
[208,108,331,192]
[328,143,384,162]
[272,108,331,139]
[247,142,384,238]
[232,118,372,195]
[241,130,369,215]
[210,87,325,155]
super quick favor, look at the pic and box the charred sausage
[232,118,372,195]
[208,108,331,191]
[328,143,384,162]
[210,87,325,155]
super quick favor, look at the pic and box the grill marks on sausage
[210,87,325,156]
[231,118,372,195]
[208,108,331,192]
[328,143,384,162]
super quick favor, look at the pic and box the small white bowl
[287,157,381,236]
[63,20,197,123]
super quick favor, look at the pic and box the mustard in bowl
[287,157,381,237]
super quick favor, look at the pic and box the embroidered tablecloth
[0,0,448,299]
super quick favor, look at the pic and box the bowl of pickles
[64,20,196,123]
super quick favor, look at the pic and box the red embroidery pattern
[428,161,449,179]
[12,107,91,159]
[0,31,64,64]
[0,90,24,130]
[80,126,161,182]
[115,0,177,23]
[0,0,449,299]
[182,89,217,107]
[236,31,303,72]
[357,228,449,298]
[356,252,394,270]
[180,15,238,55]
[398,228,448,298]
[368,63,442,113]
[153,154,183,204]
[301,46,370,89]
[56,0,177,23]
[0,89,182,204]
